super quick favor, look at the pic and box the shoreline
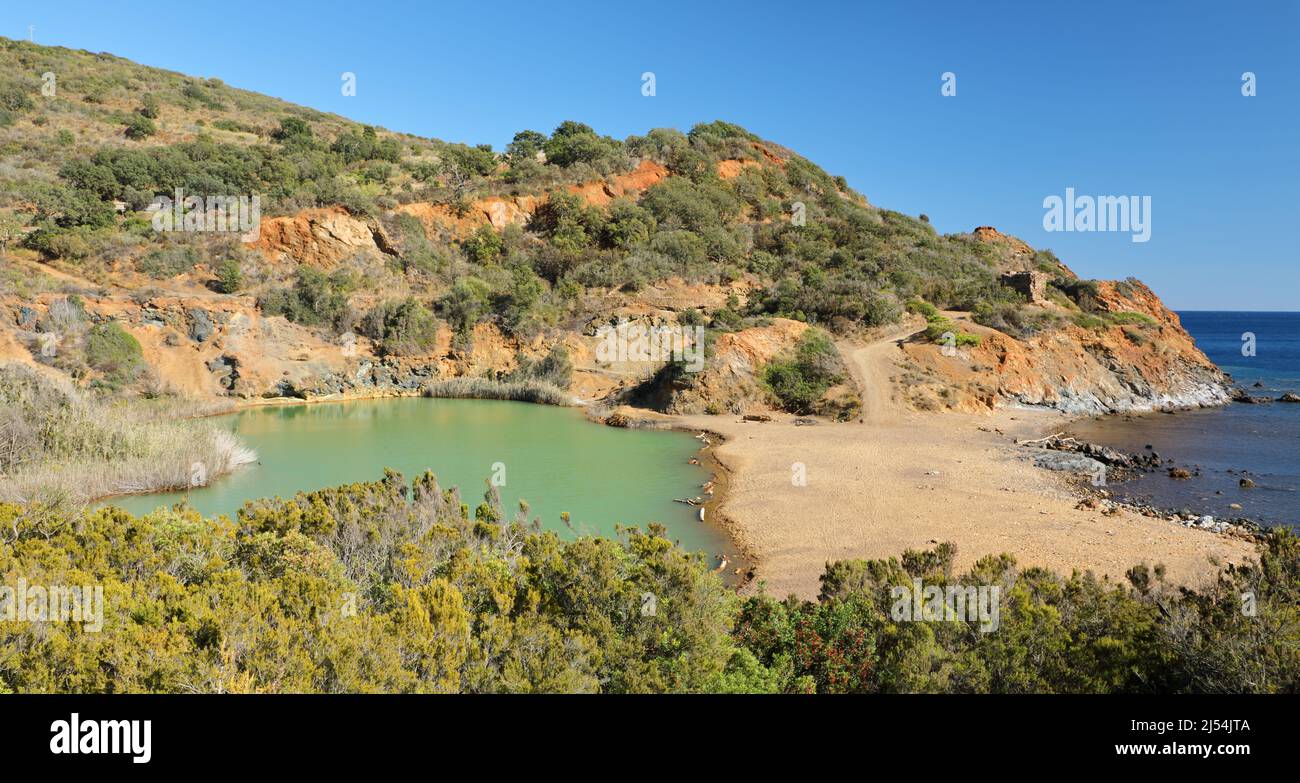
[670,404,1257,599]
[90,381,1262,600]
[1045,403,1283,537]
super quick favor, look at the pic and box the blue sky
[7,0,1298,310]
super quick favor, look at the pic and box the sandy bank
[672,406,1255,600]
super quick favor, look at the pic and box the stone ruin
[999,271,1051,305]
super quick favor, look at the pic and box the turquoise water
[100,398,728,556]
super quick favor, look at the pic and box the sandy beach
[675,333,1256,600]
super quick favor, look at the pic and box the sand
[674,330,1255,600]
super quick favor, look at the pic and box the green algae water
[101,398,728,557]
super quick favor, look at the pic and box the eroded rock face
[640,318,811,415]
[249,207,394,267]
[902,276,1232,415]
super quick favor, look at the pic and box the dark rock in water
[1278,392,1300,403]
[604,413,630,428]
[1239,477,1256,488]
[1168,467,1192,480]
[1235,393,1273,404]
[1253,381,1265,388]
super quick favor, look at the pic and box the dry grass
[0,363,255,507]
[421,377,574,406]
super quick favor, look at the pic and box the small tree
[215,259,243,294]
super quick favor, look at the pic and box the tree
[437,144,496,203]
[505,130,547,161]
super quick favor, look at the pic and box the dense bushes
[259,267,357,331]
[0,472,736,693]
[736,534,1300,693]
[0,468,1295,693]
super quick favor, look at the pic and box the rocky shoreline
[1021,421,1267,541]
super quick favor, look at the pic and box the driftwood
[1016,431,1068,446]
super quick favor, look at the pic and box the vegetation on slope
[0,36,1067,357]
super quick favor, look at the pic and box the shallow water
[99,397,730,557]
[1067,312,1300,527]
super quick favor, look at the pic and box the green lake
[100,397,728,558]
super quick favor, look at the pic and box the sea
[1066,312,1300,528]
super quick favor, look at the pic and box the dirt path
[840,321,923,424]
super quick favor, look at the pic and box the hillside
[0,37,1230,418]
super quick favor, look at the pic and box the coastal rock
[1033,451,1105,475]
[1279,392,1300,403]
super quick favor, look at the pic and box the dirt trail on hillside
[679,328,1253,599]
[840,323,922,424]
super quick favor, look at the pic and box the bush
[506,345,573,388]
[761,329,844,413]
[214,259,243,293]
[84,321,144,385]
[139,93,161,119]
[361,298,439,356]
[259,267,356,331]
[542,121,622,168]
[138,245,199,279]
[123,114,156,140]
[0,80,35,113]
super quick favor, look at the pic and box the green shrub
[84,321,144,385]
[214,259,243,293]
[542,121,622,168]
[761,329,844,413]
[259,267,356,331]
[139,93,161,119]
[138,245,199,278]
[361,298,439,356]
[0,80,35,113]
[123,114,156,140]
[1106,311,1157,326]
[506,345,573,388]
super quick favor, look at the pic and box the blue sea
[1067,312,1300,528]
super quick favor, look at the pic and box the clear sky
[7,0,1298,310]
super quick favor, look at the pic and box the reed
[0,364,256,506]
[421,377,574,406]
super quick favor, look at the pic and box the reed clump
[0,364,256,507]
